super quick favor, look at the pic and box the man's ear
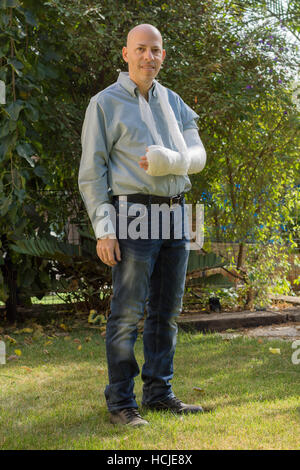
[162,49,166,62]
[122,46,128,63]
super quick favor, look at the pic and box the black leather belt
[113,193,185,207]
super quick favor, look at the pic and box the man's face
[122,28,166,85]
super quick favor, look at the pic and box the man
[78,24,206,426]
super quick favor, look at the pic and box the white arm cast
[145,128,206,176]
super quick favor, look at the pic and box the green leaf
[16,142,35,167]
[7,58,24,71]
[33,165,49,183]
[36,62,59,79]
[24,10,37,26]
[43,50,62,62]
[0,196,12,217]
[0,45,9,58]
[0,12,9,26]
[0,0,20,8]
[5,100,24,120]
[15,188,26,203]
[0,119,17,138]
[0,133,17,160]
[24,103,39,122]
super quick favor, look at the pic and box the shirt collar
[117,71,157,98]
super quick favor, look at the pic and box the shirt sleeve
[178,96,199,131]
[78,98,116,239]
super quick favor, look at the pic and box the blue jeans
[104,200,190,412]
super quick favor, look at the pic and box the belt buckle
[170,195,180,206]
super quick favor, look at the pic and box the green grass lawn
[0,325,299,450]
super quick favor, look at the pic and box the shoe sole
[142,404,204,414]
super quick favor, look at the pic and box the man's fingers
[139,155,149,170]
[103,247,116,266]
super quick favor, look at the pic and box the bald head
[127,24,163,47]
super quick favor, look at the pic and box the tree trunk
[237,242,246,269]
[1,235,17,323]
[245,286,254,311]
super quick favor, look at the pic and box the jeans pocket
[115,202,149,239]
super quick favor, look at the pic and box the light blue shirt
[78,72,200,239]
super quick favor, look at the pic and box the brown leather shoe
[109,408,149,426]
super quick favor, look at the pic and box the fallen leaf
[88,313,101,324]
[64,336,71,341]
[7,355,18,361]
[59,323,67,331]
[193,387,205,394]
[43,349,49,354]
[77,345,82,351]
[14,349,22,356]
[73,338,81,344]
[85,337,91,342]
[44,341,52,346]
[4,335,17,344]
[269,347,281,355]
[21,366,32,372]
[18,328,33,334]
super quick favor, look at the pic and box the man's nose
[144,49,154,61]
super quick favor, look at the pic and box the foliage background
[0,0,299,317]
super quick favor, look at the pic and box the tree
[1,0,299,320]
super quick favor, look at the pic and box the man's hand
[140,145,190,176]
[96,237,121,267]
